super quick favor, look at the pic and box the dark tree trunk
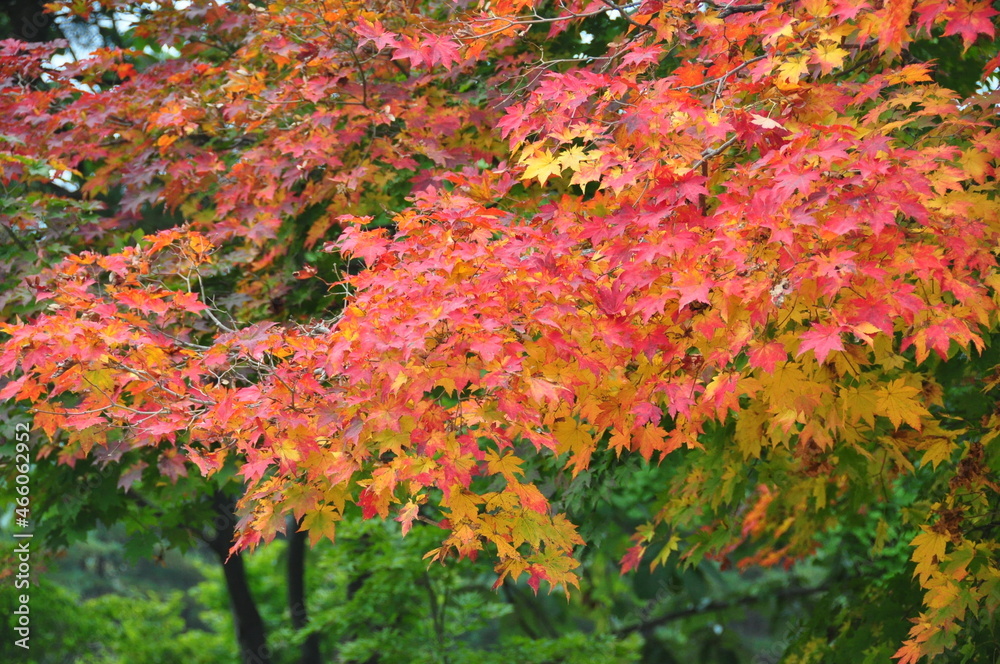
[205,491,271,664]
[287,516,323,664]
[340,534,375,664]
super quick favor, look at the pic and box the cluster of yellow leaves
[518,145,602,186]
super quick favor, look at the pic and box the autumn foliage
[2,0,1000,660]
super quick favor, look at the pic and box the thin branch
[196,272,238,333]
[2,223,29,250]
[614,582,832,635]
[600,0,656,33]
[677,54,769,92]
[713,2,767,19]
[691,135,738,171]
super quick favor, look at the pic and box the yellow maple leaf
[924,575,960,610]
[800,0,830,16]
[445,490,482,522]
[777,54,810,85]
[554,418,593,456]
[483,490,520,512]
[557,146,596,173]
[960,148,992,184]
[520,149,563,185]
[301,505,338,546]
[83,368,115,393]
[812,41,849,74]
[920,437,956,469]
[651,534,681,570]
[485,449,525,482]
[840,382,880,427]
[910,527,948,586]
[734,405,768,459]
[272,437,302,463]
[876,379,929,430]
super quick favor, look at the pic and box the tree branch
[714,3,767,19]
[614,582,832,635]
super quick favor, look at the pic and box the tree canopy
[2,0,1000,661]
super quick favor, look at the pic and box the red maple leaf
[942,0,998,49]
[797,324,846,363]
[353,18,399,51]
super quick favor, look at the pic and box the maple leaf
[620,44,662,68]
[749,113,784,130]
[910,527,949,586]
[116,461,147,491]
[840,383,881,427]
[747,341,787,372]
[353,19,399,51]
[391,33,460,70]
[526,563,550,593]
[920,438,956,469]
[877,379,930,430]
[417,33,461,70]
[619,543,646,574]
[511,482,549,514]
[878,0,916,53]
[672,272,713,308]
[485,449,525,482]
[301,505,338,546]
[797,324,846,364]
[239,455,273,482]
[942,0,998,49]
[171,291,208,313]
[777,55,811,85]
[893,639,926,664]
[557,146,597,173]
[811,42,849,75]
[553,418,594,474]
[395,501,420,536]
[633,423,669,461]
[0,375,27,401]
[595,282,629,316]
[338,227,390,264]
[520,149,563,185]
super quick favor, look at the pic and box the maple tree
[2,0,1000,661]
